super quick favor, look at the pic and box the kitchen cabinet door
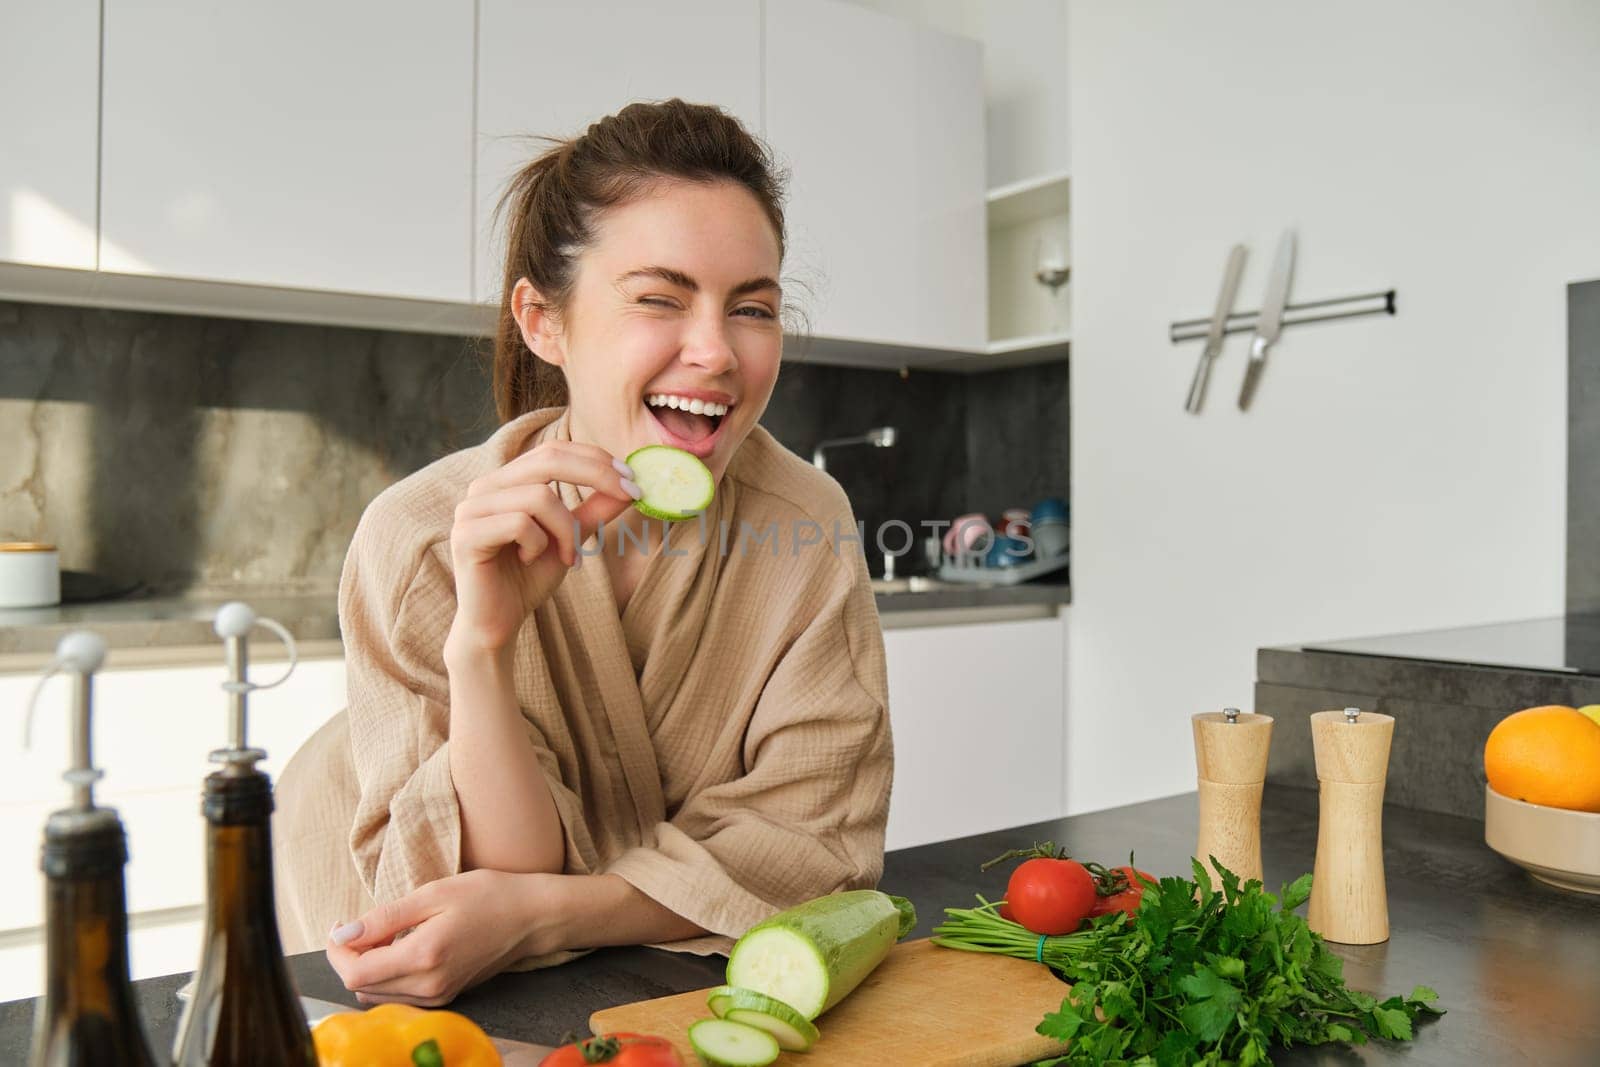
[99,1,474,301]
[0,657,346,943]
[0,1,100,270]
[475,0,762,304]
[764,0,986,351]
[882,615,1066,850]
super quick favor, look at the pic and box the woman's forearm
[535,873,708,953]
[444,642,565,874]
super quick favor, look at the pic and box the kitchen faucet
[811,427,899,580]
[811,426,897,473]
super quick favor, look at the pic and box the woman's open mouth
[645,392,734,459]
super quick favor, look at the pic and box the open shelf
[986,170,1070,229]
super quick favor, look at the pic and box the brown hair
[491,99,788,423]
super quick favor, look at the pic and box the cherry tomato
[1003,856,1096,935]
[538,1033,684,1067]
[1089,865,1153,919]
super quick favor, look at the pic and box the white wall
[1065,0,1600,813]
[847,0,1069,186]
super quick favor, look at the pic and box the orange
[1484,705,1600,812]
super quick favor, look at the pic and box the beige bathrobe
[273,407,892,965]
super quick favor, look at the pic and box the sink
[869,576,950,595]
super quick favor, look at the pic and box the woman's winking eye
[637,295,776,319]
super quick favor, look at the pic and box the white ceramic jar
[0,542,62,608]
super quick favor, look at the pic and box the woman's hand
[326,872,709,1005]
[325,869,563,1007]
[446,441,640,657]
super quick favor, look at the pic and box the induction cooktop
[1300,615,1600,676]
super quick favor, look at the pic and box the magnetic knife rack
[1168,289,1396,344]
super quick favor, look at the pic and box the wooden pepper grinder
[1307,707,1395,945]
[1193,707,1274,885]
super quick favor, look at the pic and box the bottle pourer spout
[23,631,109,812]
[211,602,298,773]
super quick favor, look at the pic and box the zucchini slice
[705,986,820,1052]
[625,445,714,521]
[687,1018,780,1067]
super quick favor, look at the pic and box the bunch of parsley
[1026,860,1443,1065]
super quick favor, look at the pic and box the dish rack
[937,549,1070,586]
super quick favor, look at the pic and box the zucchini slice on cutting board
[705,986,819,1052]
[688,1018,780,1067]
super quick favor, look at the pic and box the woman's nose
[679,314,739,374]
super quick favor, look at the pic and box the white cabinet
[765,0,986,351]
[98,1,474,301]
[0,656,346,1000]
[475,0,762,303]
[882,615,1066,850]
[0,1,100,270]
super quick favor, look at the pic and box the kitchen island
[2,786,1595,1064]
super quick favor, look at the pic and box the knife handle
[1184,351,1214,414]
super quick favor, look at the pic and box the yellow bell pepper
[312,1002,501,1067]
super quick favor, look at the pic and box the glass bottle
[173,603,316,1066]
[28,631,160,1067]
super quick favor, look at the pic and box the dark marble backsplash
[0,299,1067,594]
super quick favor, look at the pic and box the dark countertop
[873,576,1070,614]
[4,786,1596,1063]
[0,580,1071,669]
[1256,636,1600,823]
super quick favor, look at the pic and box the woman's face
[521,179,783,483]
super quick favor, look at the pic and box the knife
[1238,229,1295,410]
[1184,244,1247,414]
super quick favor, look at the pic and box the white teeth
[645,394,733,415]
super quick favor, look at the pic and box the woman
[273,99,892,1007]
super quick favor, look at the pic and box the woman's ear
[511,278,566,368]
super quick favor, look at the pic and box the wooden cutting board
[589,939,1070,1066]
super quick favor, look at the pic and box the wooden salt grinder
[1193,707,1274,885]
[1307,707,1395,945]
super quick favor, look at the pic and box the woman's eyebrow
[616,266,782,298]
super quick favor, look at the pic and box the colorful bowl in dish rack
[1029,497,1069,526]
[1484,784,1600,895]
[984,534,1033,568]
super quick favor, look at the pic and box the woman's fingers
[452,512,550,568]
[572,488,637,548]
[454,485,577,565]
[468,441,641,506]
[331,886,441,952]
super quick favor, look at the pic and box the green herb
[932,858,1443,1065]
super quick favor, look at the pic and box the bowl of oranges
[1483,704,1600,895]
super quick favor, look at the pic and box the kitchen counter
[1257,629,1600,822]
[0,579,1070,670]
[3,786,1594,1063]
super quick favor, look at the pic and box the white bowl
[1484,784,1600,895]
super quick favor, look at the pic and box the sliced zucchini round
[705,985,820,1052]
[625,445,714,522]
[687,1018,780,1067]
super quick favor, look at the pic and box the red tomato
[1089,865,1152,919]
[1003,857,1096,935]
[538,1033,684,1067]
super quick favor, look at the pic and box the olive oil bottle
[173,603,315,1066]
[28,631,160,1067]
